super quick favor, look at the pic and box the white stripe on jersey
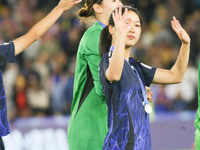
[141,63,152,69]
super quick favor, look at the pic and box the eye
[136,24,140,27]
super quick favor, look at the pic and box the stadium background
[0,0,199,149]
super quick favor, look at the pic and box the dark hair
[78,0,103,18]
[99,6,142,57]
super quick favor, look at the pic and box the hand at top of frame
[57,0,82,12]
[171,16,190,44]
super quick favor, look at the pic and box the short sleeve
[139,62,156,87]
[99,52,115,87]
[0,41,15,66]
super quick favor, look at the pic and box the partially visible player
[195,60,200,149]
[0,0,81,149]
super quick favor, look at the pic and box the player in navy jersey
[0,0,81,149]
[99,6,190,149]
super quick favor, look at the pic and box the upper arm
[82,29,104,97]
[153,68,182,84]
[13,31,37,56]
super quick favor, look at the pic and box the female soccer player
[0,0,81,149]
[67,0,123,149]
[99,6,190,149]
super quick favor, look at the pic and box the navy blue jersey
[0,41,15,137]
[99,52,156,150]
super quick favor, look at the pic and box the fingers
[123,8,128,21]
[119,7,122,20]
[113,7,123,21]
[171,16,184,32]
[145,86,153,103]
[147,94,152,103]
[74,0,82,4]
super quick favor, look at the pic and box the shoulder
[79,22,103,54]
[84,22,103,41]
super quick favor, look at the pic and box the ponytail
[78,0,103,19]
[78,3,93,18]
[99,26,112,57]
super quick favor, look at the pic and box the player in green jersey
[195,60,200,149]
[67,0,153,149]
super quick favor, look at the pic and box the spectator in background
[26,72,50,116]
[165,62,198,110]
[154,85,172,112]
[50,51,69,115]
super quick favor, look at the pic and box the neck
[124,47,130,61]
[96,15,108,25]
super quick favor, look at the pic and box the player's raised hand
[112,7,132,35]
[58,0,82,12]
[171,16,190,44]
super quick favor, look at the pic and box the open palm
[112,7,132,35]
[171,16,190,44]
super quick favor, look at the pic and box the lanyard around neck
[109,46,149,105]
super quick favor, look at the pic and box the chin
[126,42,135,47]
[125,44,133,49]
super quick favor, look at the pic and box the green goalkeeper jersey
[195,60,200,149]
[68,22,108,150]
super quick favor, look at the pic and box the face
[101,0,123,23]
[125,10,141,48]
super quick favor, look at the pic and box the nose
[130,25,135,33]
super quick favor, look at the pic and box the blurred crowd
[0,0,199,120]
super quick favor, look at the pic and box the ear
[108,25,115,35]
[93,4,102,14]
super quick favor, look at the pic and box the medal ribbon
[109,46,149,106]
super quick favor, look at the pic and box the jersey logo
[108,51,112,58]
[108,51,113,63]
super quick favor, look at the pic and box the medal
[144,104,152,114]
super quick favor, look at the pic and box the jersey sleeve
[0,41,15,66]
[82,29,104,97]
[99,52,116,87]
[139,62,156,87]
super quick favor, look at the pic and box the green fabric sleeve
[195,60,200,147]
[82,29,105,98]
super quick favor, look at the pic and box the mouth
[127,35,135,40]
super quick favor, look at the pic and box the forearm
[106,35,126,82]
[29,6,63,40]
[14,5,64,55]
[170,42,190,82]
[153,42,190,84]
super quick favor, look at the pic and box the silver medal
[144,104,152,114]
